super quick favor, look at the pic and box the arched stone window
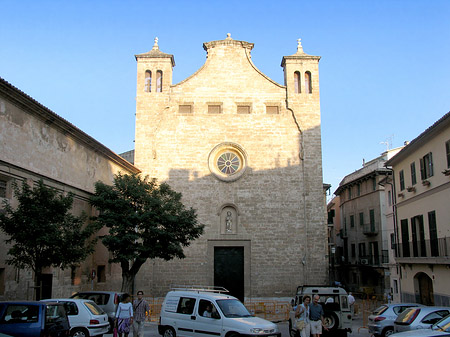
[156,70,163,92]
[144,70,152,92]
[294,71,301,93]
[305,71,312,94]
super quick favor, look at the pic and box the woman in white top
[115,293,134,337]
[295,295,311,337]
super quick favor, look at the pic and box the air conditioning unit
[360,259,369,265]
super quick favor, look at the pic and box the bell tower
[281,38,321,130]
[134,38,175,171]
[135,37,175,94]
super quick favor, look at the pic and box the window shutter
[446,141,450,168]
[420,158,425,180]
[429,152,433,176]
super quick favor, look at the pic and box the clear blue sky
[1,0,449,196]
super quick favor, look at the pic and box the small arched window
[144,70,152,92]
[156,70,163,92]
[305,71,312,94]
[294,71,301,93]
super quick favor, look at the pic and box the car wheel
[382,327,394,337]
[323,311,339,331]
[163,327,176,337]
[71,328,89,337]
[228,333,240,337]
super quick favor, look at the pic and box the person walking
[133,291,150,337]
[295,295,311,337]
[348,292,355,315]
[309,295,328,337]
[115,293,134,337]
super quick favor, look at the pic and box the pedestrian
[295,295,311,337]
[309,294,328,337]
[133,290,150,337]
[348,292,355,315]
[115,293,134,337]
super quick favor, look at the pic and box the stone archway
[414,272,434,305]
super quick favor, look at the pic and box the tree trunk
[34,268,42,301]
[121,272,135,294]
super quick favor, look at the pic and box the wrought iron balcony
[395,237,450,261]
[363,222,379,235]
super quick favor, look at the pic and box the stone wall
[0,78,138,300]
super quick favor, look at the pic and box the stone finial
[226,33,232,40]
[296,38,304,54]
[152,37,159,50]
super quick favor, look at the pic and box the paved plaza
[103,316,372,337]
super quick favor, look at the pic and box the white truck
[159,287,281,337]
[289,285,352,337]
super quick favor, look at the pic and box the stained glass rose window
[208,143,247,182]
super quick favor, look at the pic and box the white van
[289,286,352,337]
[158,287,280,337]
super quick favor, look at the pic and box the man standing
[133,291,150,337]
[309,295,328,337]
[348,292,355,315]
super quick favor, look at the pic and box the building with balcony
[385,111,450,306]
[327,195,344,284]
[334,148,403,296]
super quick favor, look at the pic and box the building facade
[386,112,450,306]
[133,35,327,299]
[333,148,402,296]
[0,77,140,300]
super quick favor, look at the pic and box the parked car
[159,287,280,337]
[369,303,424,337]
[394,306,450,333]
[70,291,122,333]
[0,301,70,337]
[391,312,450,336]
[289,285,352,337]
[42,299,109,337]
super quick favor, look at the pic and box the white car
[42,298,109,337]
[158,287,280,337]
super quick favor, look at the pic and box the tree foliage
[0,179,99,283]
[90,173,204,292]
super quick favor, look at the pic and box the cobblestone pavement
[103,316,372,337]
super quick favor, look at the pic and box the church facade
[132,35,327,298]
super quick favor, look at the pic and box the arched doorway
[414,272,434,305]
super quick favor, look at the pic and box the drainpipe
[387,171,402,301]
[286,102,308,285]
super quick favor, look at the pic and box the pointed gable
[173,34,284,93]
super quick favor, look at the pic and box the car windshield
[432,314,450,332]
[373,305,388,315]
[216,299,252,318]
[71,293,110,306]
[46,304,67,321]
[84,301,105,315]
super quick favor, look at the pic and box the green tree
[0,179,99,300]
[90,173,204,293]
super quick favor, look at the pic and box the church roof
[0,76,140,174]
[281,38,321,66]
[135,37,175,67]
[203,33,254,51]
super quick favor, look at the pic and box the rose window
[208,143,247,182]
[217,152,241,175]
